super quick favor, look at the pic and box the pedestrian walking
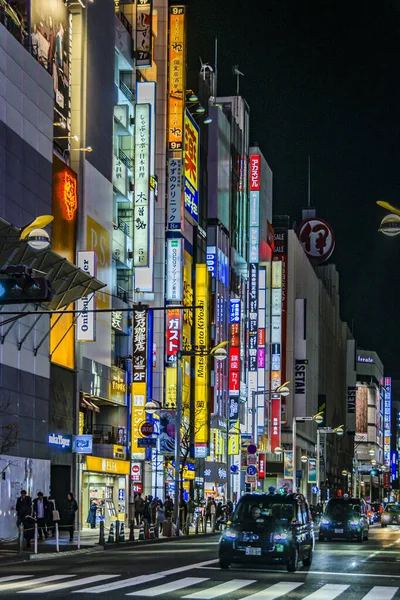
[187,496,195,529]
[33,492,49,540]
[156,500,165,534]
[16,490,34,548]
[64,492,78,542]
[164,496,174,519]
[134,493,144,525]
[86,501,97,529]
[205,497,213,526]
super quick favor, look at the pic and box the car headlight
[223,529,237,540]
[383,515,390,520]
[321,519,330,525]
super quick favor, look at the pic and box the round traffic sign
[247,444,257,455]
[140,422,154,437]
[230,465,239,474]
[246,465,257,476]
[311,485,319,494]
[131,464,140,474]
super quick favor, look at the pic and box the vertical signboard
[229,298,240,424]
[384,377,392,467]
[184,110,199,222]
[284,451,294,479]
[136,0,153,67]
[194,265,209,458]
[166,309,181,363]
[271,394,281,452]
[166,238,183,301]
[294,298,307,416]
[308,458,317,483]
[248,264,258,373]
[272,229,287,423]
[167,6,185,151]
[346,339,357,435]
[131,308,148,458]
[134,103,150,267]
[76,252,96,342]
[167,159,183,230]
[249,155,260,264]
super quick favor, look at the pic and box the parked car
[219,492,314,572]
[381,503,400,527]
[319,496,369,542]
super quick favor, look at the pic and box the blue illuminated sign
[206,246,216,279]
[48,433,72,450]
[230,299,241,323]
[72,434,93,454]
[392,450,397,479]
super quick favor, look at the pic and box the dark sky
[187,0,400,378]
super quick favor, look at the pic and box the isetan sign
[249,155,261,191]
[357,356,374,364]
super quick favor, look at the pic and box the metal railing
[86,425,122,445]
[117,218,130,237]
[119,79,135,103]
[116,286,129,303]
[0,0,27,46]
[116,11,133,36]
[118,148,133,170]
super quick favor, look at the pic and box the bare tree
[0,401,18,456]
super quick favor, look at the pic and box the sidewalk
[0,523,219,561]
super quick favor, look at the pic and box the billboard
[384,377,392,467]
[271,394,281,452]
[136,0,152,68]
[249,155,261,191]
[31,0,70,152]
[184,110,199,222]
[248,264,258,373]
[194,265,209,458]
[166,238,183,301]
[356,387,368,435]
[166,308,181,364]
[167,6,185,151]
[134,103,150,267]
[294,299,307,416]
[297,217,335,264]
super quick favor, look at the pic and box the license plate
[334,529,344,534]
[276,544,284,553]
[245,547,262,556]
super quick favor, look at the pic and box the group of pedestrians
[15,490,78,548]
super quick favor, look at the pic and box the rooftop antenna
[307,155,311,207]
[232,65,244,96]
[214,37,218,98]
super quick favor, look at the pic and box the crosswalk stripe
[127,577,209,597]
[361,586,399,600]
[18,575,118,594]
[238,581,304,600]
[0,576,75,592]
[0,577,32,584]
[301,584,350,600]
[182,579,256,599]
[75,574,166,594]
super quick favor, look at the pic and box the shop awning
[0,217,105,310]
[80,396,100,413]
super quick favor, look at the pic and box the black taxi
[218,492,314,572]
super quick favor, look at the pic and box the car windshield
[386,505,400,513]
[232,500,295,525]
[325,502,360,519]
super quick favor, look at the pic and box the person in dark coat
[86,501,97,529]
[33,492,49,540]
[64,492,78,542]
[16,490,34,548]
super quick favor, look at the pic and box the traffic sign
[246,465,257,476]
[138,437,156,448]
[245,474,256,484]
[247,444,257,455]
[311,485,319,494]
[140,422,155,436]
[247,454,257,466]
[230,465,239,474]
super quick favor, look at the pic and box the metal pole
[251,391,256,447]
[174,351,183,536]
[55,522,59,553]
[316,429,320,503]
[34,523,38,555]
[292,418,296,493]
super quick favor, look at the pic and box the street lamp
[174,341,228,535]
[250,383,290,449]
[316,425,345,501]
[292,411,324,493]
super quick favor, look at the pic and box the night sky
[188,0,400,378]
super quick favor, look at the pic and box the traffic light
[0,268,53,305]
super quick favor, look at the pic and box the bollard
[138,521,144,540]
[116,520,120,544]
[119,521,125,542]
[211,514,216,533]
[18,524,24,553]
[34,523,38,555]
[77,524,81,550]
[55,522,59,553]
[99,521,105,545]
[108,522,115,544]
[195,515,199,535]
[129,520,135,542]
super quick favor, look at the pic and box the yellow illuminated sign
[86,215,111,311]
[79,411,84,435]
[184,110,199,221]
[272,259,282,289]
[131,382,146,457]
[85,456,130,475]
[167,6,185,150]
[165,365,177,409]
[167,462,195,480]
[228,421,240,455]
[194,264,209,454]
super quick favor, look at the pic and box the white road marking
[18,575,118,594]
[301,584,349,599]
[0,577,32,584]
[127,577,208,597]
[197,566,400,579]
[361,586,399,600]
[0,576,75,591]
[182,579,255,599]
[75,574,166,594]
[237,581,303,599]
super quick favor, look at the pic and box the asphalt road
[0,524,400,599]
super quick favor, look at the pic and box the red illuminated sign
[250,155,261,191]
[166,308,180,362]
[271,395,281,451]
[297,217,335,264]
[258,453,265,479]
[229,370,240,396]
[229,347,240,371]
